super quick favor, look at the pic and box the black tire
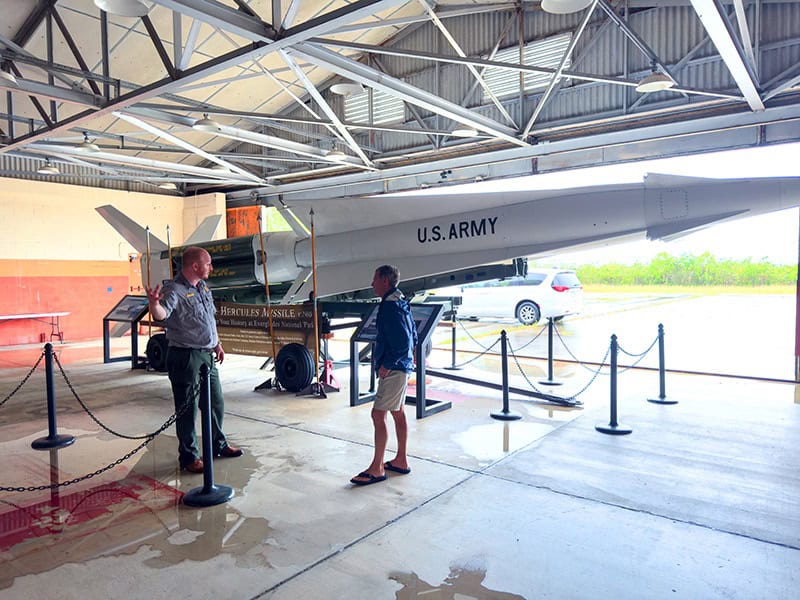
[146,333,168,372]
[275,343,315,392]
[516,301,541,325]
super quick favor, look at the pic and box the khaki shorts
[373,370,409,412]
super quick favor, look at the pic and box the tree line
[572,252,797,286]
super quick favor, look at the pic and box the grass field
[583,284,796,295]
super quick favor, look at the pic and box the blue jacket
[374,288,418,373]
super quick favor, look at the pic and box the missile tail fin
[644,173,717,188]
[281,268,312,303]
[185,215,223,245]
[647,210,748,241]
[278,205,310,238]
[95,205,168,253]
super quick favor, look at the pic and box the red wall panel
[0,260,132,345]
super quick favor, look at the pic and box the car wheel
[516,301,540,325]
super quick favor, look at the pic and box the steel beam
[113,111,265,183]
[690,0,765,111]
[292,42,527,147]
[0,0,407,153]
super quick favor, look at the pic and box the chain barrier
[552,323,608,374]
[448,336,502,369]
[616,334,660,373]
[53,352,183,440]
[0,396,194,493]
[507,338,610,401]
[456,318,497,351]
[511,321,548,352]
[0,351,197,493]
[0,350,45,409]
[1,433,159,493]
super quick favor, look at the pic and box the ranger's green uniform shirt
[159,272,218,350]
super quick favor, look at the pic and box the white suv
[432,269,583,325]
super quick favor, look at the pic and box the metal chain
[0,350,45,409]
[53,352,185,440]
[552,323,610,374]
[563,346,611,399]
[617,334,659,358]
[0,433,158,493]
[448,336,502,369]
[0,392,195,493]
[616,335,659,373]
[506,339,546,395]
[456,318,496,351]
[510,321,548,352]
[617,344,657,373]
[508,338,610,400]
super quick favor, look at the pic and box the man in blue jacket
[351,264,418,486]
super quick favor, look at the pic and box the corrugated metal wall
[0,154,175,194]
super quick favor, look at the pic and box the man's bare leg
[386,408,409,470]
[351,409,388,483]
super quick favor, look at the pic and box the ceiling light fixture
[326,149,346,159]
[0,68,17,86]
[330,82,365,97]
[541,0,594,14]
[451,126,478,138]
[193,113,221,132]
[77,132,101,153]
[635,67,675,93]
[93,0,150,17]
[37,160,60,175]
[158,182,177,190]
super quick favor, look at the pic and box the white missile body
[97,173,800,300]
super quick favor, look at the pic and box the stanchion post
[183,362,234,507]
[539,317,562,386]
[596,334,632,435]
[491,330,522,421]
[444,322,461,370]
[32,343,76,450]
[648,323,677,405]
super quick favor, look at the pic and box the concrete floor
[0,340,798,599]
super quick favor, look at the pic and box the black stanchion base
[491,410,522,421]
[537,379,563,386]
[647,397,678,405]
[595,423,633,435]
[31,434,76,450]
[443,366,462,371]
[183,484,234,507]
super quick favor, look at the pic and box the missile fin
[647,210,748,241]
[95,205,168,253]
[185,215,223,245]
[281,268,312,303]
[644,173,717,188]
[278,205,310,238]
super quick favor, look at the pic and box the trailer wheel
[146,333,168,372]
[275,343,314,392]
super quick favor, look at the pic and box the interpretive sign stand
[102,295,150,369]
[350,302,450,419]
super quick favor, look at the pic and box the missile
[97,173,800,301]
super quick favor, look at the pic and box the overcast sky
[466,142,800,266]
